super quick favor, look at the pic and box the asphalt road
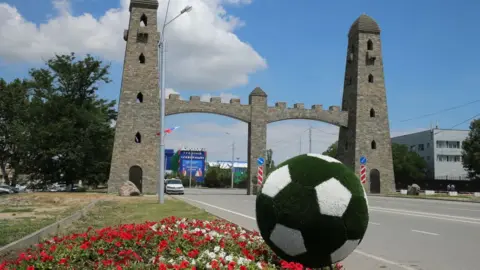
[175,188,480,270]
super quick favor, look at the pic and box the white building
[391,128,470,180]
[207,160,248,169]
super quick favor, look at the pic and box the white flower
[239,235,246,241]
[219,251,226,258]
[214,246,220,253]
[225,255,233,262]
[256,262,264,269]
[190,259,196,265]
[208,252,216,259]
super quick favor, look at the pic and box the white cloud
[164,120,422,164]
[165,88,180,98]
[0,0,267,90]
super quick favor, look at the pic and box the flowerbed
[0,217,343,270]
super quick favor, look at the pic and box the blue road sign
[360,156,367,165]
[257,157,265,165]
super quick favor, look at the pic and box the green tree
[0,78,31,185]
[391,143,428,180]
[322,141,427,181]
[462,119,480,180]
[265,149,276,176]
[322,142,338,158]
[22,53,116,188]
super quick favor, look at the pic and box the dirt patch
[0,192,110,247]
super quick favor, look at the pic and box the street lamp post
[158,1,192,204]
[225,132,235,188]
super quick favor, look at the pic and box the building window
[367,40,373,50]
[370,108,375,117]
[436,140,446,148]
[368,74,374,83]
[139,53,146,64]
[436,140,461,148]
[418,144,424,151]
[371,140,376,150]
[140,14,148,27]
[436,155,462,162]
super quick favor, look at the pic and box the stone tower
[337,14,395,193]
[107,0,160,194]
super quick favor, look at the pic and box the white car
[0,186,14,195]
[164,179,185,195]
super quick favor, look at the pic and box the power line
[398,99,480,123]
[434,113,480,135]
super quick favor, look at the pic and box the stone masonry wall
[109,10,394,195]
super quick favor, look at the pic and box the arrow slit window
[135,132,142,143]
[371,140,376,150]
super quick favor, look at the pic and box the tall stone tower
[107,0,160,194]
[337,14,395,193]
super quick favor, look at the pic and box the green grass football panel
[284,154,365,196]
[272,182,320,230]
[256,194,279,240]
[342,195,369,240]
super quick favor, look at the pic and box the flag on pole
[157,126,180,136]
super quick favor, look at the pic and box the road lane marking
[181,197,416,270]
[370,206,480,225]
[369,222,380,225]
[411,230,439,236]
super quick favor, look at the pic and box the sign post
[257,157,265,186]
[359,156,367,184]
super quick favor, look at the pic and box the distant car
[164,179,185,195]
[0,185,14,195]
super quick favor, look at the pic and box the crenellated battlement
[165,92,348,127]
[267,102,347,127]
[165,94,251,123]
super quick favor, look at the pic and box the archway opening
[370,169,380,193]
[129,165,143,192]
[165,113,248,192]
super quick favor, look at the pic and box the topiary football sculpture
[255,153,369,268]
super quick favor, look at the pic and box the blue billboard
[179,150,206,183]
[165,149,175,170]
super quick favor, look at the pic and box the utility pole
[299,137,302,154]
[308,126,312,153]
[231,142,235,188]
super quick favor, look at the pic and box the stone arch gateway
[107,0,395,195]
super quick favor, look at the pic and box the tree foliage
[462,119,480,180]
[391,143,428,180]
[0,53,116,188]
[0,78,31,185]
[322,142,338,158]
[321,141,428,181]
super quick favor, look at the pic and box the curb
[369,194,480,203]
[0,199,101,259]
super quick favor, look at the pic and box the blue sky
[0,0,479,162]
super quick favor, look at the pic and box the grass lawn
[65,196,216,233]
[0,193,107,247]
